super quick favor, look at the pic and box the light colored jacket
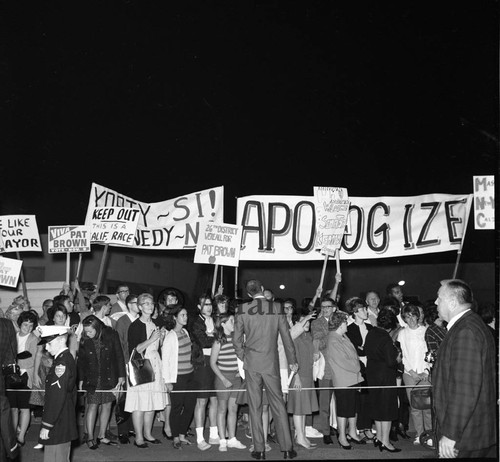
[161,328,189,383]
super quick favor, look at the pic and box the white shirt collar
[447,309,470,330]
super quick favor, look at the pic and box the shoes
[282,449,297,459]
[295,440,316,450]
[249,444,271,452]
[322,434,333,445]
[360,429,375,441]
[197,440,211,451]
[162,430,173,440]
[373,438,382,448]
[179,438,192,445]
[266,433,277,444]
[396,425,411,439]
[251,450,265,460]
[133,441,148,448]
[208,436,220,444]
[86,439,99,450]
[227,438,247,449]
[97,437,118,446]
[305,426,323,438]
[118,434,130,444]
[379,443,402,453]
[33,443,44,450]
[144,437,161,444]
[413,436,421,445]
[347,434,366,445]
[219,440,227,452]
[337,437,352,450]
[172,441,182,450]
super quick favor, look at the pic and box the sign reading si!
[237,193,473,261]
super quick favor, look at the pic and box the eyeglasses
[322,305,335,308]
[140,301,154,307]
[118,289,130,294]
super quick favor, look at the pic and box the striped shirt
[176,330,194,375]
[216,336,238,372]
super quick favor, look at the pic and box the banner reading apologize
[85,183,224,250]
[237,193,473,261]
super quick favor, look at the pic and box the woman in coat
[77,315,126,449]
[364,307,402,453]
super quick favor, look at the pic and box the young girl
[210,314,246,452]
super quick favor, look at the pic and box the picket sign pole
[15,252,28,299]
[75,253,83,281]
[211,264,219,296]
[452,194,473,279]
[335,249,341,275]
[66,252,70,284]
[95,243,109,294]
[234,266,239,299]
[318,253,329,290]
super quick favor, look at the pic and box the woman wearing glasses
[125,293,168,448]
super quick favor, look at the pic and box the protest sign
[194,222,243,268]
[0,256,23,288]
[88,207,140,246]
[0,215,42,252]
[48,225,91,253]
[313,186,350,255]
[237,193,473,261]
[473,175,494,230]
[85,183,224,249]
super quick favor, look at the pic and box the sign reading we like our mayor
[236,192,473,261]
[48,225,91,253]
[0,215,42,252]
[84,183,224,250]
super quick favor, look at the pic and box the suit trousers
[246,369,293,452]
[43,442,71,462]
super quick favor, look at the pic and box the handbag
[410,379,432,410]
[2,363,27,390]
[126,349,155,387]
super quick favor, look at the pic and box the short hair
[42,299,53,310]
[328,311,348,331]
[125,294,138,305]
[402,303,421,320]
[423,303,439,325]
[377,307,398,330]
[50,303,68,320]
[320,296,336,306]
[137,293,154,307]
[53,294,70,305]
[92,295,111,311]
[440,279,474,306]
[344,297,367,316]
[17,310,38,328]
[477,302,495,325]
[198,293,213,311]
[246,280,262,297]
[364,290,380,300]
[386,283,400,295]
[116,284,129,294]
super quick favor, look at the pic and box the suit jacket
[234,297,297,375]
[433,310,496,451]
[0,318,17,394]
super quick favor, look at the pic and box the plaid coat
[433,310,497,452]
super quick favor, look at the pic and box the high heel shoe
[347,435,366,445]
[337,437,352,450]
[379,443,402,453]
[162,430,173,440]
[294,439,316,450]
[86,439,99,450]
[395,425,411,439]
[373,438,382,448]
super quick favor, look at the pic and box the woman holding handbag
[7,311,41,446]
[77,315,126,449]
[125,293,167,448]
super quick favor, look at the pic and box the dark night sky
[0,2,498,261]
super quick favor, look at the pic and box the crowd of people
[0,275,497,461]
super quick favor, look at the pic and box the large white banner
[237,193,473,261]
[84,183,224,249]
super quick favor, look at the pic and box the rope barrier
[7,384,432,393]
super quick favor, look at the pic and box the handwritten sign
[194,222,243,267]
[88,207,140,246]
[237,193,472,261]
[0,215,42,252]
[313,186,350,255]
[473,175,494,230]
[0,256,23,288]
[85,183,224,249]
[48,225,91,253]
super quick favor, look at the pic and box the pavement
[17,413,439,462]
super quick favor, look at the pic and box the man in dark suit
[0,318,19,462]
[433,279,497,459]
[234,280,298,460]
